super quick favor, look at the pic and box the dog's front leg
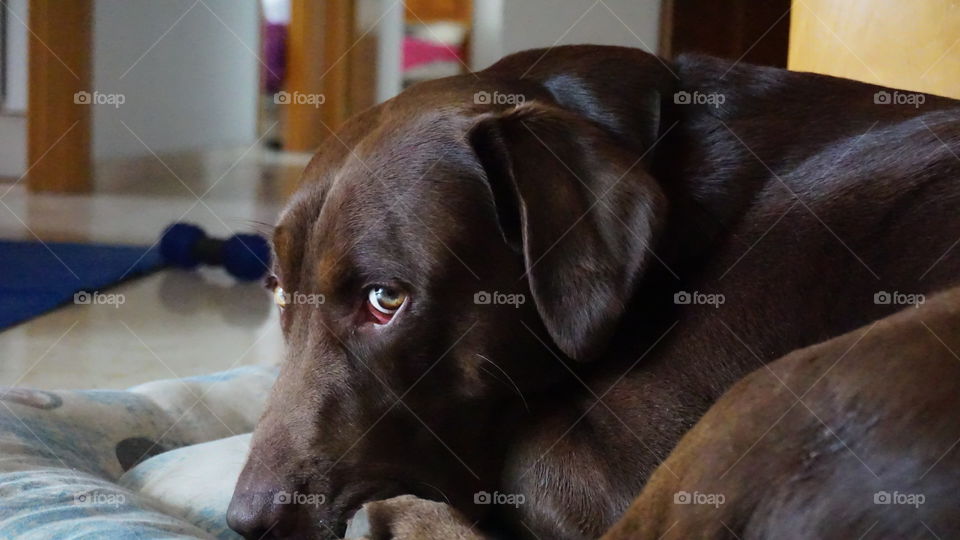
[344,495,487,540]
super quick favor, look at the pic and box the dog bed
[0,366,276,539]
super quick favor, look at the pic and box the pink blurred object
[403,37,463,71]
[261,22,287,93]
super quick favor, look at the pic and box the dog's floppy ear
[469,102,667,361]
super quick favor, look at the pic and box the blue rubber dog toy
[159,223,271,281]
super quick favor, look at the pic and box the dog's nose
[227,487,287,538]
[227,476,319,539]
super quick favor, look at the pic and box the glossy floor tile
[0,146,309,389]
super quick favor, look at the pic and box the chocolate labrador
[227,45,960,539]
[352,285,960,539]
[602,285,960,539]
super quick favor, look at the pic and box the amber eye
[266,276,287,309]
[368,286,406,314]
[274,287,288,309]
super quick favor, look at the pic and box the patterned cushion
[0,367,276,539]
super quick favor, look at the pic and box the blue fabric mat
[0,240,162,330]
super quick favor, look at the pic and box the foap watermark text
[74,91,125,108]
[674,290,725,308]
[474,90,526,106]
[74,290,125,308]
[874,90,925,108]
[274,91,326,108]
[74,489,126,507]
[275,288,325,307]
[874,490,925,508]
[674,90,725,108]
[874,291,924,308]
[674,490,725,508]
[274,490,326,507]
[474,490,525,508]
[474,290,525,308]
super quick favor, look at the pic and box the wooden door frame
[27,0,92,192]
[659,0,792,67]
[284,0,357,152]
[27,0,359,186]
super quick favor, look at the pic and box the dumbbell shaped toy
[159,223,271,281]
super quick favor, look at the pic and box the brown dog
[351,286,960,539]
[227,45,960,539]
[602,286,960,539]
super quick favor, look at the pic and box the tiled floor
[0,146,310,389]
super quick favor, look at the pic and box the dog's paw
[344,495,485,539]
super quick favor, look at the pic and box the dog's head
[228,45,674,539]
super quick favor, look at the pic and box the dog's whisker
[416,481,452,505]
[477,362,508,390]
[476,354,530,413]
[237,219,277,238]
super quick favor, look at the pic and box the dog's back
[605,286,960,539]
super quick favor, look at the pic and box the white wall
[472,0,662,70]
[0,0,28,177]
[0,115,25,178]
[92,0,259,160]
[3,0,28,112]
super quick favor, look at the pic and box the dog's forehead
[277,105,484,288]
[327,108,471,219]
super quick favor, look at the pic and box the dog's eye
[367,286,406,322]
[368,286,405,312]
[274,287,288,309]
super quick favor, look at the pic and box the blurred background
[0,0,957,389]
